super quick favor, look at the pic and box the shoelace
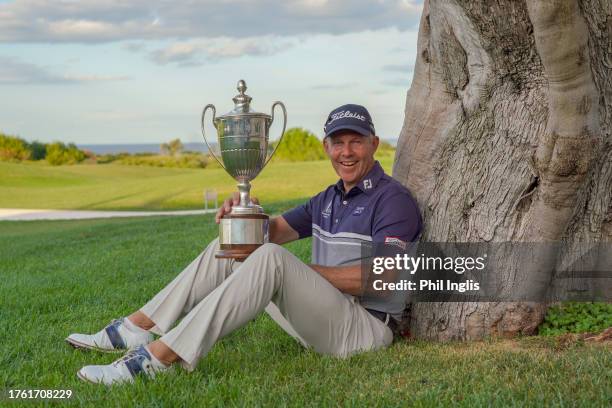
[112,347,157,378]
[112,348,145,368]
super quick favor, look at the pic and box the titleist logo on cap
[327,110,366,126]
[323,104,375,137]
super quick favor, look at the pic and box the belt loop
[384,313,390,325]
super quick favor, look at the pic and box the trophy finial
[232,79,252,113]
[237,79,247,94]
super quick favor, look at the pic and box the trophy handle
[201,104,227,171]
[264,101,287,167]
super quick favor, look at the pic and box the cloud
[381,63,415,87]
[382,77,411,87]
[0,0,422,43]
[369,90,388,96]
[149,42,200,66]
[65,74,131,82]
[311,82,357,90]
[85,110,150,121]
[123,41,147,52]
[146,37,297,66]
[0,56,130,84]
[0,57,70,84]
[382,63,414,72]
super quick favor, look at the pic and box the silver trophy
[201,80,286,260]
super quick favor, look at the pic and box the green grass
[1,214,610,407]
[0,157,394,211]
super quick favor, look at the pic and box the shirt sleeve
[372,190,422,243]
[281,199,313,239]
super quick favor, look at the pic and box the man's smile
[340,161,357,167]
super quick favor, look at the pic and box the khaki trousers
[140,239,393,371]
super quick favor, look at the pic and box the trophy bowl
[201,80,286,260]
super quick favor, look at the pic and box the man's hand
[214,193,299,245]
[215,192,260,224]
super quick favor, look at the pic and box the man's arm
[309,264,363,296]
[269,216,299,245]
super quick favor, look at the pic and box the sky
[0,0,422,144]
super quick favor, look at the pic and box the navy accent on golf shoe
[116,346,153,379]
[105,319,126,349]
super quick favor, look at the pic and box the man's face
[323,131,379,192]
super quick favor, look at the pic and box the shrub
[160,138,184,156]
[45,142,86,165]
[27,141,47,160]
[117,153,209,169]
[0,133,31,161]
[81,149,97,164]
[96,152,130,164]
[272,128,326,162]
[376,140,396,157]
[539,302,612,336]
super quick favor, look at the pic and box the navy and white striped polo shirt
[281,161,422,316]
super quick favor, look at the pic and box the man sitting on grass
[66,104,422,385]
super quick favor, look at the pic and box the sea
[78,142,211,155]
[79,138,397,155]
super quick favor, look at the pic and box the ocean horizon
[78,142,211,155]
[79,138,398,155]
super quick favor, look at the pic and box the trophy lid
[217,80,271,119]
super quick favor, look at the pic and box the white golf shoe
[77,345,169,385]
[66,318,153,353]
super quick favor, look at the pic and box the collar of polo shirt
[334,161,385,196]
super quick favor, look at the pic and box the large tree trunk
[393,0,611,340]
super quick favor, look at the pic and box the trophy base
[216,212,269,261]
[216,244,262,262]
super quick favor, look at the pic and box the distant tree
[272,127,326,161]
[160,143,168,156]
[160,138,184,156]
[169,138,183,156]
[0,133,31,161]
[46,142,86,165]
[26,141,47,160]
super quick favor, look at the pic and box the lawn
[0,156,393,211]
[1,214,610,407]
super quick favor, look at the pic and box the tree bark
[393,0,611,340]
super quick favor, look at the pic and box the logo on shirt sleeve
[385,236,407,250]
